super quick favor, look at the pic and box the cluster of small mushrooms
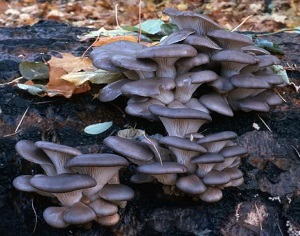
[13,140,134,228]
[13,8,286,228]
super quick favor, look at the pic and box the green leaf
[17,83,47,95]
[254,38,284,55]
[122,19,165,35]
[19,61,49,80]
[84,121,113,135]
[160,23,179,35]
[271,65,290,84]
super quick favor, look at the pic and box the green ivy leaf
[271,65,290,84]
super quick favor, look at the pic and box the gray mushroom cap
[207,29,253,50]
[199,187,223,202]
[199,92,234,117]
[211,50,259,77]
[159,136,207,153]
[176,53,210,74]
[159,28,195,45]
[96,213,120,226]
[90,41,146,72]
[137,162,188,174]
[125,97,163,121]
[29,173,97,193]
[255,91,283,106]
[98,78,131,102]
[175,70,218,103]
[176,174,207,194]
[238,97,270,112]
[103,136,154,165]
[15,140,56,176]
[240,54,281,73]
[35,141,82,174]
[89,198,119,217]
[121,77,175,104]
[43,206,70,228]
[136,44,198,78]
[163,8,222,36]
[65,153,129,168]
[230,73,271,89]
[63,202,96,225]
[197,131,237,145]
[184,35,222,52]
[191,153,225,164]
[99,184,135,201]
[202,170,231,185]
[241,46,271,55]
[219,145,248,158]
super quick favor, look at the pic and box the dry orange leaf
[47,53,95,73]
[92,35,138,47]
[46,66,90,98]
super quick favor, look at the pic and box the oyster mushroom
[136,44,197,79]
[65,153,129,199]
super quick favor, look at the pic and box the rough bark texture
[0,21,299,235]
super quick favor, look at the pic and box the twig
[277,223,284,236]
[32,198,37,233]
[274,88,287,103]
[138,0,142,43]
[15,106,29,133]
[254,203,263,231]
[257,114,272,132]
[143,132,163,165]
[290,82,300,93]
[0,76,23,87]
[291,145,300,159]
[81,31,102,58]
[231,15,253,32]
[115,4,120,28]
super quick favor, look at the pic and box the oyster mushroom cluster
[13,140,134,228]
[89,8,286,202]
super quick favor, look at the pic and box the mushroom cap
[230,73,271,89]
[13,175,36,192]
[35,141,82,156]
[148,104,212,121]
[111,54,157,72]
[65,153,128,168]
[219,145,248,158]
[163,8,222,35]
[222,168,244,180]
[159,136,207,153]
[202,170,231,185]
[121,77,175,98]
[176,53,210,72]
[99,184,135,201]
[191,153,225,164]
[43,206,70,228]
[29,173,97,193]
[130,173,154,184]
[241,46,271,55]
[255,91,283,106]
[15,140,53,165]
[98,78,130,102]
[184,35,222,50]
[159,28,195,45]
[96,213,120,226]
[199,92,234,117]
[90,41,146,72]
[185,98,210,114]
[89,198,119,216]
[63,202,96,225]
[175,70,218,85]
[238,97,270,112]
[199,187,223,202]
[176,174,207,194]
[125,97,163,121]
[211,50,258,64]
[197,131,237,145]
[137,44,198,59]
[207,30,253,49]
[103,136,154,163]
[137,162,188,174]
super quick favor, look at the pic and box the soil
[0,21,300,236]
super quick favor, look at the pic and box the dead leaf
[92,35,138,47]
[47,53,95,73]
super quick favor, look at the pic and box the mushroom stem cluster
[13,140,134,228]
[90,8,286,202]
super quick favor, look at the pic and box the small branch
[257,114,272,132]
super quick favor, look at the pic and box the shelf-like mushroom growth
[13,140,134,228]
[89,7,286,203]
